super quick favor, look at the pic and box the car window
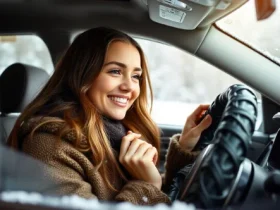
[135,38,261,126]
[216,0,280,65]
[0,35,53,75]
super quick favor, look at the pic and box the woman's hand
[119,131,162,190]
[179,104,212,151]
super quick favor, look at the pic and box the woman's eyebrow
[103,61,142,72]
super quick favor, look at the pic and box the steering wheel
[168,84,258,209]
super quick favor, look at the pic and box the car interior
[0,0,280,209]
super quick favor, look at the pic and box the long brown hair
[7,27,160,190]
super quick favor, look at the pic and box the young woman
[7,27,212,205]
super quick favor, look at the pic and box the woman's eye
[108,69,121,75]
[133,74,142,81]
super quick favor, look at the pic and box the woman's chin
[104,113,126,121]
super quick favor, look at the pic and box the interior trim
[196,26,280,105]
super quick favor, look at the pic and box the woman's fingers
[143,147,158,165]
[119,132,141,162]
[120,131,158,166]
[131,143,153,163]
[192,114,212,136]
[179,105,212,151]
[124,139,146,160]
[152,148,158,165]
[133,143,153,157]
[184,104,210,131]
[189,104,209,120]
[118,133,162,190]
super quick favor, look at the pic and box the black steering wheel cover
[176,84,258,208]
[193,84,257,151]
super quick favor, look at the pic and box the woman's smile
[108,95,129,107]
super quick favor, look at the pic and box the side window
[136,38,260,126]
[0,35,53,75]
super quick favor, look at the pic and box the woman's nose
[119,77,133,91]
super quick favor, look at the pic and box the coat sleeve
[162,134,200,192]
[115,180,170,205]
[21,132,171,205]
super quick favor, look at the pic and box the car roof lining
[0,0,248,58]
[0,1,212,53]
[1,0,280,105]
[0,0,247,30]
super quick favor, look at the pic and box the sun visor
[146,0,247,30]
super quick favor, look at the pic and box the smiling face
[88,41,142,120]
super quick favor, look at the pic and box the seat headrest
[0,63,50,113]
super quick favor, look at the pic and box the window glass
[0,35,53,75]
[136,38,260,126]
[216,0,280,65]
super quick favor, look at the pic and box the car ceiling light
[148,0,234,30]
[187,0,217,7]
[158,0,192,10]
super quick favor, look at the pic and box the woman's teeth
[109,97,128,104]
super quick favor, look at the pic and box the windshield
[216,0,280,64]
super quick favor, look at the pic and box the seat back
[0,63,50,143]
